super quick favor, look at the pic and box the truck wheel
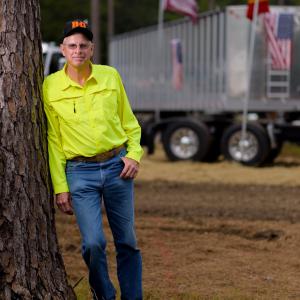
[162,121,210,161]
[221,123,270,166]
[264,140,283,164]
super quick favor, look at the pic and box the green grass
[73,278,92,300]
[280,142,300,157]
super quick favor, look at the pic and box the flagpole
[156,0,165,121]
[240,0,260,160]
[158,0,164,34]
[158,0,165,64]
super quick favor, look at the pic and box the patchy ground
[56,147,300,299]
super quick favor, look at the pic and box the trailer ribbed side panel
[110,11,226,112]
[109,6,300,113]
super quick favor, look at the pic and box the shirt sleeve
[43,80,69,194]
[115,70,144,162]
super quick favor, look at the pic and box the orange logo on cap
[72,21,87,29]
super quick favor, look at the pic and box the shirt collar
[87,62,100,85]
[59,61,98,90]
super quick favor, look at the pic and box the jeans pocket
[118,148,127,160]
[66,161,83,172]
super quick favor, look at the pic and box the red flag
[164,0,198,23]
[247,0,269,20]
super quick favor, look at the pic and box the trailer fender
[264,123,283,163]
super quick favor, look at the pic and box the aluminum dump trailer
[111,5,300,166]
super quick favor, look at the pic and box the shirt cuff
[126,149,144,163]
[53,183,70,195]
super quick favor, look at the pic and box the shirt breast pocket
[93,88,118,118]
[50,98,80,125]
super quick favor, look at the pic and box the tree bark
[0,1,76,299]
[208,0,216,10]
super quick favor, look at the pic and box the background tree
[208,0,216,10]
[40,0,300,63]
[0,0,76,299]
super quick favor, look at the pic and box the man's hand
[56,192,73,215]
[120,157,139,179]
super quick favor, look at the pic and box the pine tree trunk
[0,1,76,299]
[208,0,215,10]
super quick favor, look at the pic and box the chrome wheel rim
[228,131,258,162]
[170,127,199,159]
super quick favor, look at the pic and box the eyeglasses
[63,43,91,50]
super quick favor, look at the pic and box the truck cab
[42,42,65,76]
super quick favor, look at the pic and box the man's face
[60,33,94,69]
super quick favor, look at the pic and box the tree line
[40,0,300,62]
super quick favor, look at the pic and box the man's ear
[90,43,94,57]
[60,44,66,57]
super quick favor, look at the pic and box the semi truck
[108,5,300,166]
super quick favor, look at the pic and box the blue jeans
[66,149,142,300]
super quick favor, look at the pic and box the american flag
[263,13,294,70]
[163,0,198,23]
[171,39,183,90]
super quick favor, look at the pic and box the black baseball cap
[63,19,93,41]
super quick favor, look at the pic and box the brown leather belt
[69,144,125,163]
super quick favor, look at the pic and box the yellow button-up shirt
[43,63,143,194]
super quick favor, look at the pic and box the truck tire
[221,123,270,166]
[162,121,210,161]
[264,140,283,164]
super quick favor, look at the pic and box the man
[43,19,143,300]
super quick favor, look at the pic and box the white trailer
[109,5,300,165]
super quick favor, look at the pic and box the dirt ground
[56,146,300,299]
